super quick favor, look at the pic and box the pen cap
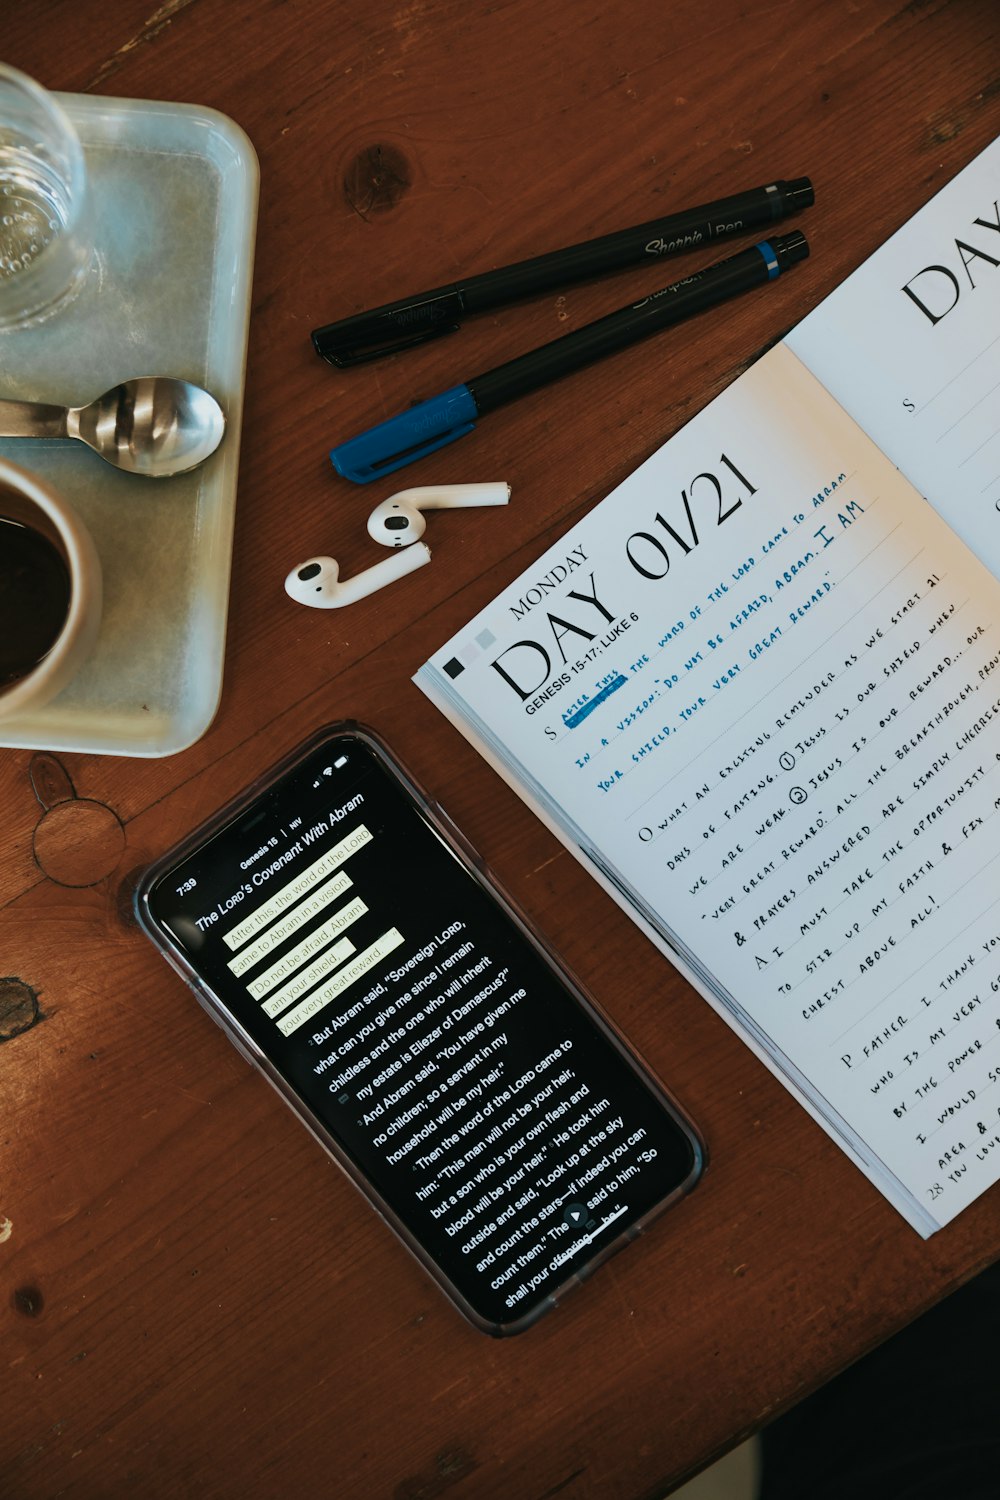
[330,384,479,484]
[312,289,465,366]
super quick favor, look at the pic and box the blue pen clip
[330,384,479,483]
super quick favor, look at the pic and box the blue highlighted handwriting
[563,672,628,729]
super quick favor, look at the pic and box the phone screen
[137,726,701,1332]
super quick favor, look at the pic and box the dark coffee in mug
[0,510,72,688]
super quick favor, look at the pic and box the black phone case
[134,722,704,1335]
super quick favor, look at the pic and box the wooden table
[3,3,999,1495]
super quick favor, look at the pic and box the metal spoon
[0,376,226,477]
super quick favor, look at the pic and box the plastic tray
[0,93,259,756]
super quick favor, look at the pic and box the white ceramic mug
[0,456,102,720]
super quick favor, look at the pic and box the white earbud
[367,482,511,547]
[284,542,431,608]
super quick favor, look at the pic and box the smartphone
[135,724,703,1335]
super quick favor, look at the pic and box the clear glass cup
[0,64,94,330]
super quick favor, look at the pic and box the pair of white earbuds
[284,482,511,609]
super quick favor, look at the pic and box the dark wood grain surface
[2,3,999,1496]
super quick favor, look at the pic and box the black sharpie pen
[312,177,814,366]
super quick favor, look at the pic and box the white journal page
[786,135,1000,578]
[418,343,1000,1232]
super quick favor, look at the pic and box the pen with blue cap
[312,178,814,366]
[330,231,810,484]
